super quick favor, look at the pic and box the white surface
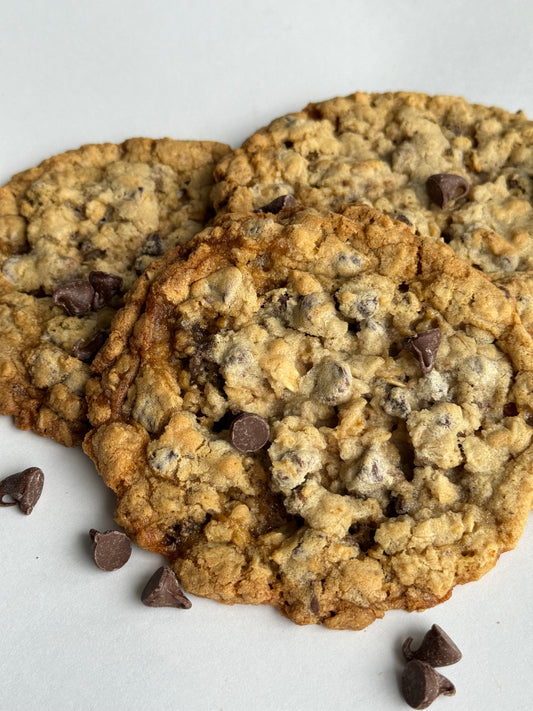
[1,1,533,709]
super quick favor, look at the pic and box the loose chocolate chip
[52,280,95,316]
[402,624,462,667]
[0,467,44,515]
[89,270,123,310]
[72,329,107,361]
[141,566,192,608]
[404,328,442,374]
[89,529,132,571]
[426,173,469,208]
[401,659,455,709]
[255,194,297,214]
[230,412,270,452]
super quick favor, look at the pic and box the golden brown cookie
[0,137,230,445]
[83,204,533,629]
[212,91,533,329]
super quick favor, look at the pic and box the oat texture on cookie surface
[84,204,533,629]
[0,137,229,445]
[212,91,533,332]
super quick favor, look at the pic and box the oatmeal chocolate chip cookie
[83,204,533,630]
[211,91,533,328]
[0,137,230,446]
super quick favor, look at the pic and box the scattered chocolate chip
[230,412,270,452]
[402,624,462,667]
[89,529,132,571]
[255,194,297,214]
[52,279,95,316]
[404,328,442,374]
[401,659,455,709]
[89,270,123,310]
[0,467,44,515]
[72,329,107,361]
[141,566,192,608]
[426,173,469,208]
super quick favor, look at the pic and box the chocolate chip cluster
[400,624,462,709]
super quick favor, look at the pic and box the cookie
[83,204,533,629]
[211,91,533,327]
[0,137,230,446]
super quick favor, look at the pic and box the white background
[1,2,533,709]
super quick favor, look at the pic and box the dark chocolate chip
[72,329,107,361]
[404,328,442,374]
[387,494,410,517]
[401,659,455,709]
[426,173,469,208]
[255,194,297,214]
[141,232,164,256]
[503,402,519,417]
[0,467,44,515]
[89,270,123,310]
[395,214,413,227]
[52,280,95,316]
[402,624,462,667]
[230,412,270,452]
[89,529,132,571]
[141,566,192,608]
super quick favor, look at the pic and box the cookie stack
[3,92,533,630]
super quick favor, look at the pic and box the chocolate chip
[404,328,442,374]
[401,659,455,709]
[395,214,413,227]
[89,529,132,571]
[89,270,123,310]
[503,402,519,417]
[255,194,297,214]
[230,412,270,452]
[141,566,192,608]
[0,467,44,515]
[72,329,107,361]
[426,173,469,208]
[52,279,95,316]
[402,624,462,667]
[141,232,164,256]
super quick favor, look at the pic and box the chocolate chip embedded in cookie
[0,137,230,445]
[211,91,533,329]
[83,205,533,630]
